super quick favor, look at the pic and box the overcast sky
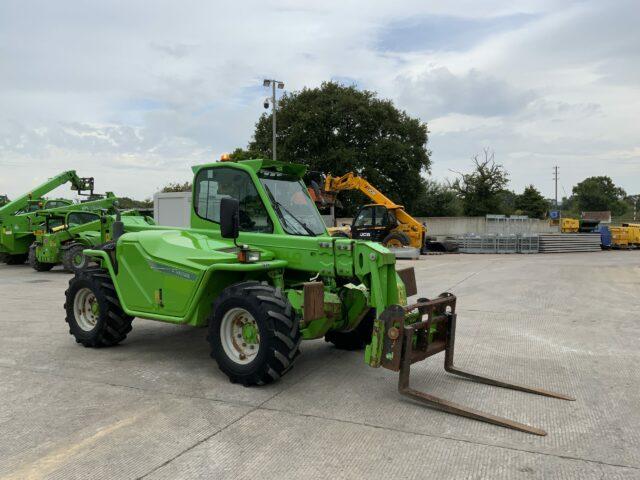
[1,0,638,201]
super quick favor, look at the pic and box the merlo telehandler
[65,158,573,435]
[29,209,155,272]
[0,171,108,265]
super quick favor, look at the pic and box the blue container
[598,225,611,249]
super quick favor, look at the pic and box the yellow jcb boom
[324,172,427,250]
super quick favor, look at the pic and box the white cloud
[0,0,638,200]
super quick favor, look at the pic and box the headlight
[237,248,261,263]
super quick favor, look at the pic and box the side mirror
[220,197,240,240]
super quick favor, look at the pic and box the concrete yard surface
[0,251,639,479]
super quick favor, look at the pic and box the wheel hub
[220,308,260,365]
[73,288,99,331]
[73,253,84,266]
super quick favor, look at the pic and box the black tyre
[62,243,90,273]
[64,268,133,347]
[207,281,301,386]
[330,230,350,238]
[325,310,374,350]
[383,231,411,248]
[4,253,28,265]
[28,244,54,272]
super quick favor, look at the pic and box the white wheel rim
[220,308,260,365]
[74,288,99,331]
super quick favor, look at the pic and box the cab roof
[192,158,307,179]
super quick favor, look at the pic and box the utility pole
[553,166,559,208]
[263,79,285,160]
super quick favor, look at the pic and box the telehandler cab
[65,158,573,435]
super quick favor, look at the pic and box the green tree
[572,176,627,216]
[161,182,192,193]
[229,147,263,161]
[451,149,510,216]
[117,197,153,209]
[515,185,549,219]
[414,180,463,217]
[497,190,517,215]
[246,81,430,216]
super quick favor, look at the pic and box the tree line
[158,82,634,220]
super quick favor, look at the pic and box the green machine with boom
[65,158,573,435]
[29,209,155,272]
[0,171,107,265]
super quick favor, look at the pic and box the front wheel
[64,268,133,347]
[383,231,411,248]
[207,281,301,386]
[62,243,90,273]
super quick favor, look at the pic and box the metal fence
[457,234,540,254]
[485,214,537,235]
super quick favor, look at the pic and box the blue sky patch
[377,13,539,52]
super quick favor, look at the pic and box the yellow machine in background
[622,223,640,246]
[323,173,426,249]
[560,218,579,233]
[610,226,630,248]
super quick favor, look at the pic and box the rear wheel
[325,310,374,350]
[28,244,54,272]
[207,281,301,386]
[64,268,133,347]
[62,243,90,273]
[383,231,411,248]
[3,253,28,265]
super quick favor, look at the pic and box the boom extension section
[0,170,96,220]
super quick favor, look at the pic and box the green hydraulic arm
[0,170,95,221]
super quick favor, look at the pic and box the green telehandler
[0,171,110,265]
[65,158,573,435]
[29,208,156,273]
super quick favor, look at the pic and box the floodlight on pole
[262,78,285,160]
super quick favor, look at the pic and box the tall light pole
[553,166,559,208]
[263,79,284,160]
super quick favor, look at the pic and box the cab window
[354,206,390,227]
[46,201,69,209]
[194,167,273,233]
[67,212,99,227]
[354,208,374,227]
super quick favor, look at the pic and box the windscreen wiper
[264,186,316,236]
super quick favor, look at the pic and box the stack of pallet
[538,233,601,253]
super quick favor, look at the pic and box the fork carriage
[379,293,574,436]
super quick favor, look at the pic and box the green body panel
[1,191,118,257]
[86,159,412,368]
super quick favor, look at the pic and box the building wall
[336,216,558,237]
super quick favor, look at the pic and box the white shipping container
[153,191,192,227]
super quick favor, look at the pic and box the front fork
[375,293,574,435]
